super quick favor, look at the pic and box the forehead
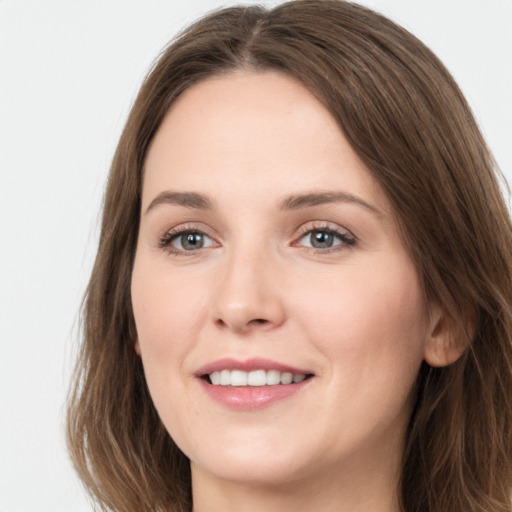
[142,70,388,214]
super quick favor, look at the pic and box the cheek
[294,257,427,389]
[291,260,427,452]
[131,258,209,437]
[131,258,206,369]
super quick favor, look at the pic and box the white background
[0,1,510,510]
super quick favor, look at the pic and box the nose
[211,247,286,334]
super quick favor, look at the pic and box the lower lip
[199,378,312,410]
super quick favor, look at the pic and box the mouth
[204,369,313,387]
[195,358,315,410]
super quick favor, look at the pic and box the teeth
[220,369,230,386]
[247,370,266,386]
[266,369,281,385]
[208,369,308,387]
[230,370,248,386]
[280,372,293,385]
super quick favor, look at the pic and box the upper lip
[195,357,313,377]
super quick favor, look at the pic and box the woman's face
[132,71,434,489]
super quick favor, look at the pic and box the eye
[296,227,355,251]
[159,229,217,254]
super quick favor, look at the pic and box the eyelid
[296,220,354,238]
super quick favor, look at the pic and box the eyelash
[158,223,356,256]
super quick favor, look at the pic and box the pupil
[183,233,203,250]
[312,231,333,248]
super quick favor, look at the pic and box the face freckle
[131,70,432,493]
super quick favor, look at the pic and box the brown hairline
[67,2,512,511]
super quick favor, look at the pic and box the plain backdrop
[0,1,510,510]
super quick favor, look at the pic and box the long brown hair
[67,2,512,511]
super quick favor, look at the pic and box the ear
[134,337,141,357]
[423,303,471,367]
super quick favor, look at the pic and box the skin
[131,70,451,512]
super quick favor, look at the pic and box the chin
[179,425,320,487]
[190,451,314,488]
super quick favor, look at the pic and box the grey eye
[301,230,341,249]
[297,228,355,251]
[172,232,215,251]
[309,231,335,249]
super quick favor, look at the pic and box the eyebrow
[145,191,213,214]
[279,191,381,215]
[145,190,380,216]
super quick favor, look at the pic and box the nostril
[250,318,268,325]
[214,318,228,328]
[213,316,271,332]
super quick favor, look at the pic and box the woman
[67,1,512,511]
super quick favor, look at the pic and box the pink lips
[196,357,310,376]
[196,357,313,411]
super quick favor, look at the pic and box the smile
[208,369,307,386]
[197,358,314,410]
